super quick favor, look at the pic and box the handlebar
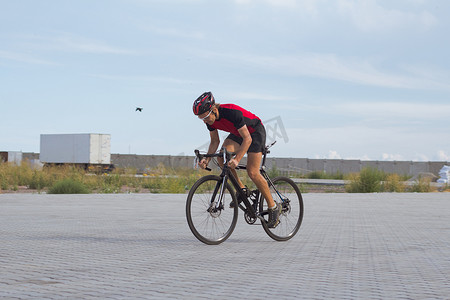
[194,148,236,171]
[194,141,277,172]
[194,149,236,159]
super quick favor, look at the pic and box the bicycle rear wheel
[186,175,238,245]
[259,176,304,241]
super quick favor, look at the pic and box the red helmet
[193,92,215,115]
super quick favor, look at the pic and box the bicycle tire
[259,176,304,241]
[186,175,238,245]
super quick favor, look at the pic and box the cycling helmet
[193,91,215,115]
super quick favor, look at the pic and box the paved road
[1,193,449,299]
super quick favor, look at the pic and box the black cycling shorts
[225,124,266,153]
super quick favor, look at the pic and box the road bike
[186,141,304,245]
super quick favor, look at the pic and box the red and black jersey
[206,104,262,137]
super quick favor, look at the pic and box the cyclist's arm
[201,130,220,168]
[208,129,220,155]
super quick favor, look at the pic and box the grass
[267,164,345,180]
[306,170,344,180]
[346,167,384,193]
[405,176,432,193]
[0,161,209,194]
[441,184,450,192]
[345,167,440,193]
[48,179,90,194]
[0,161,445,194]
[382,173,405,192]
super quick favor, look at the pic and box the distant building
[0,151,23,165]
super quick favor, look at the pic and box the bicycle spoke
[260,177,304,241]
[186,175,238,245]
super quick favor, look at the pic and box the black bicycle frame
[215,151,277,219]
[220,165,259,218]
[200,141,280,218]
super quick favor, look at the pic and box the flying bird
[136,107,143,112]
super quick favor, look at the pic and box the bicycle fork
[207,175,228,212]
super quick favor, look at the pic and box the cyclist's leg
[246,152,275,208]
[220,138,245,189]
[246,124,276,208]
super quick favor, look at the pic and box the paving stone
[0,193,449,299]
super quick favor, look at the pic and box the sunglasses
[199,109,213,120]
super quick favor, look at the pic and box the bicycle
[186,141,304,245]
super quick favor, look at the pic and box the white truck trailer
[40,134,114,171]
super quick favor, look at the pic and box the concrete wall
[111,154,194,171]
[16,152,449,177]
[110,154,449,177]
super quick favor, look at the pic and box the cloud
[234,0,437,32]
[141,24,205,40]
[331,102,450,120]
[336,0,438,32]
[203,51,450,90]
[89,73,196,85]
[0,50,58,65]
[234,0,252,4]
[49,35,138,55]
[60,37,136,54]
[382,153,405,161]
[327,150,342,159]
[230,92,296,101]
[0,33,137,67]
[235,0,297,7]
[233,0,320,17]
[263,0,297,8]
[16,34,138,55]
[285,124,449,161]
[437,150,450,161]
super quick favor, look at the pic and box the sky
[1,0,449,161]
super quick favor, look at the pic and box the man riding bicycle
[193,91,281,228]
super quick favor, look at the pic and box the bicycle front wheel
[260,176,304,241]
[186,175,238,245]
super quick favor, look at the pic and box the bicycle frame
[233,163,285,219]
[220,164,258,218]
[207,141,280,220]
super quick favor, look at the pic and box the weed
[443,184,450,192]
[267,165,281,179]
[307,171,324,179]
[48,179,90,194]
[407,176,432,193]
[307,170,344,180]
[346,167,384,193]
[382,174,405,192]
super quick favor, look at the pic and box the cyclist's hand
[228,158,239,169]
[198,158,208,169]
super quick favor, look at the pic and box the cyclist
[193,91,281,228]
